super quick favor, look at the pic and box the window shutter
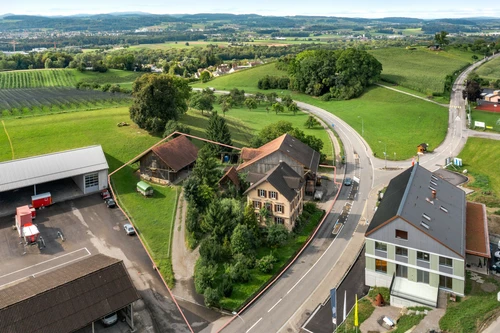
[259,202,262,208]
[264,190,267,198]
[274,204,277,212]
[276,193,278,200]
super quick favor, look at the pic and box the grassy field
[111,166,178,286]
[192,63,287,93]
[369,47,472,95]
[456,137,500,207]
[0,68,143,89]
[0,107,159,170]
[221,208,324,310]
[474,56,500,81]
[470,110,500,132]
[183,104,334,163]
[439,272,500,333]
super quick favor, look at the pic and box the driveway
[0,195,207,333]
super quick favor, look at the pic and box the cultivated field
[369,47,472,95]
[0,69,76,88]
[474,55,500,81]
[0,68,143,89]
[0,88,131,117]
[192,62,287,93]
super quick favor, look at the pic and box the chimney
[432,190,436,199]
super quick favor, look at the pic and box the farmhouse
[0,145,108,217]
[0,254,139,333]
[237,133,320,178]
[244,162,304,230]
[364,164,490,308]
[135,135,198,184]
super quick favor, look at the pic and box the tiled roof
[219,166,240,188]
[0,254,139,333]
[152,135,199,172]
[237,134,320,173]
[244,162,304,202]
[465,202,490,258]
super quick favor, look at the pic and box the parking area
[0,194,208,333]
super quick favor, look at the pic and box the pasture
[192,62,288,93]
[457,137,500,207]
[470,110,500,132]
[369,47,472,95]
[474,55,500,81]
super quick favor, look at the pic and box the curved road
[196,55,499,333]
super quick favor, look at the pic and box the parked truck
[15,205,40,245]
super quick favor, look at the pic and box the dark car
[105,198,116,208]
[344,177,353,186]
[491,260,500,274]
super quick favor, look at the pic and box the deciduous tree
[129,74,191,133]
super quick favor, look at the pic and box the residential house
[244,162,304,230]
[134,135,198,184]
[218,166,241,192]
[365,164,469,308]
[212,64,231,77]
[237,133,320,180]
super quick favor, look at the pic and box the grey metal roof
[279,134,320,174]
[244,162,304,201]
[367,164,466,257]
[0,145,109,192]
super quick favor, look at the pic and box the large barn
[136,135,199,184]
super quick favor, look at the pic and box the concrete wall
[98,170,108,191]
[365,268,392,288]
[72,175,85,193]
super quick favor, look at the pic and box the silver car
[101,312,118,326]
[123,224,135,235]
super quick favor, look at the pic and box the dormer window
[422,213,431,221]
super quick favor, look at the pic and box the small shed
[417,143,428,153]
[137,181,153,196]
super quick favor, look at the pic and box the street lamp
[232,311,245,325]
[358,116,364,137]
[379,140,387,169]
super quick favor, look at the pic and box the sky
[2,0,500,19]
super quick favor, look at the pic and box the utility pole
[10,40,18,52]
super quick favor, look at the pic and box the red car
[101,189,111,200]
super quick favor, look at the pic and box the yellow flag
[354,294,359,327]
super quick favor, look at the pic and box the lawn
[220,208,324,310]
[456,137,500,207]
[474,55,500,81]
[192,62,288,94]
[470,109,500,132]
[439,272,500,333]
[182,104,334,164]
[110,166,178,286]
[0,107,160,171]
[71,68,144,86]
[368,47,473,95]
[191,63,449,160]
[290,87,448,160]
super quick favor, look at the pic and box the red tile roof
[219,166,240,189]
[152,135,199,172]
[465,201,490,258]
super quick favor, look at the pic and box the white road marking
[286,206,353,295]
[0,247,90,279]
[268,298,282,312]
[246,317,262,333]
[32,252,92,277]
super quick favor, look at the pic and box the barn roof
[0,254,139,333]
[465,202,490,258]
[151,135,199,172]
[237,134,320,174]
[0,146,108,192]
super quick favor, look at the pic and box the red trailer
[31,192,52,209]
[15,205,40,244]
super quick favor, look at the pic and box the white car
[123,224,135,235]
[101,312,118,326]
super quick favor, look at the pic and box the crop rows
[0,87,131,118]
[0,70,77,89]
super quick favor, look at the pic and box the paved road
[469,129,500,141]
[201,55,500,333]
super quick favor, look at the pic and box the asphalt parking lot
[0,194,209,333]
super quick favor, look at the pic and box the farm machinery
[15,205,44,250]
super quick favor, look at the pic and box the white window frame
[269,191,278,199]
[275,204,284,214]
